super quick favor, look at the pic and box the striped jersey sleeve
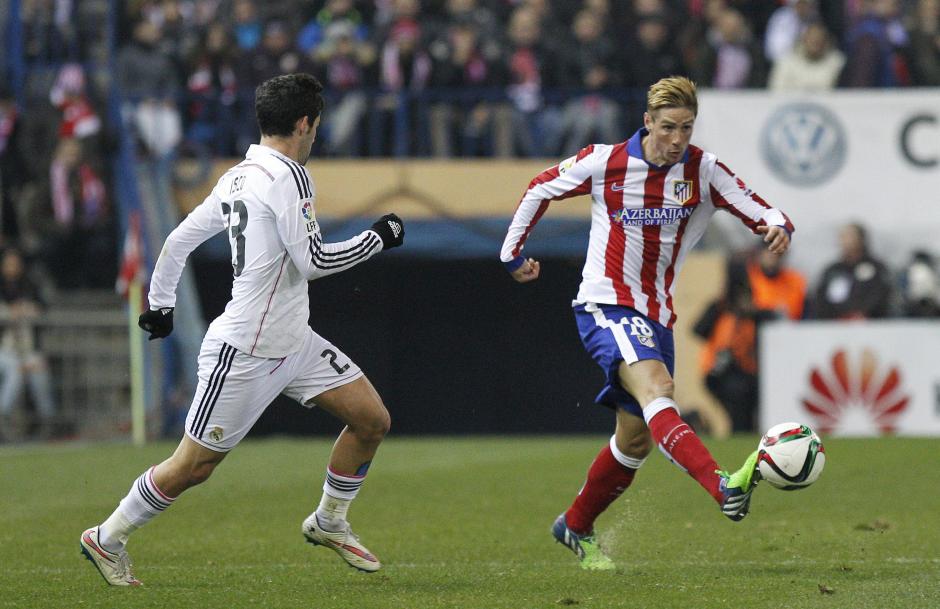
[707,158,795,234]
[500,145,598,269]
[273,168,382,281]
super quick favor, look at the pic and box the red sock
[646,400,724,504]
[565,442,636,535]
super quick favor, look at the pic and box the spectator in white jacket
[768,22,845,91]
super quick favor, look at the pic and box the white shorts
[184,327,363,451]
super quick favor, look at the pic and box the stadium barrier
[760,320,940,437]
[0,296,132,441]
[188,251,732,438]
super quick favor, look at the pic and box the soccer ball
[757,422,826,491]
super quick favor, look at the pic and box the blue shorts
[574,303,675,417]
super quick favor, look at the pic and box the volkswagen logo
[761,103,847,187]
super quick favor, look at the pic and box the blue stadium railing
[182,85,649,159]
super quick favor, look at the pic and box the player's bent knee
[357,404,390,443]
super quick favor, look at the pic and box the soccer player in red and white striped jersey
[501,76,793,570]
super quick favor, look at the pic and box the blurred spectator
[232,0,263,52]
[45,138,116,289]
[0,89,25,242]
[191,0,224,28]
[298,0,371,55]
[746,245,807,320]
[0,247,57,441]
[768,22,846,91]
[48,138,107,231]
[841,0,911,87]
[694,258,774,433]
[623,12,684,88]
[550,9,621,155]
[117,20,183,158]
[21,0,74,62]
[900,250,940,317]
[910,0,940,85]
[428,22,511,157]
[117,21,181,100]
[725,0,777,41]
[678,0,724,86]
[240,21,315,90]
[239,21,316,150]
[814,223,894,320]
[50,64,102,143]
[313,21,376,155]
[151,0,202,83]
[440,0,503,49]
[764,0,819,63]
[185,23,240,155]
[504,6,557,156]
[692,7,767,89]
[376,7,432,155]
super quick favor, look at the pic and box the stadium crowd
[13,0,940,159]
[1,0,939,439]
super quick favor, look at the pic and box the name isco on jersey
[610,207,695,227]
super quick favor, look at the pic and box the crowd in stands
[2,0,940,439]
[128,0,940,157]
[695,222,940,432]
[17,0,939,158]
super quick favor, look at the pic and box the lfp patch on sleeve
[301,200,316,232]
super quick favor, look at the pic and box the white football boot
[302,514,381,572]
[80,526,142,586]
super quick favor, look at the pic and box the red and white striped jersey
[500,129,794,328]
[149,144,383,358]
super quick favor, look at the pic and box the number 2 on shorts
[321,349,350,374]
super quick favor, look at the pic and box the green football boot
[552,514,616,571]
[717,449,761,521]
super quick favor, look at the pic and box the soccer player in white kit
[500,77,794,570]
[80,74,404,585]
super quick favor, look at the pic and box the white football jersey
[149,144,383,358]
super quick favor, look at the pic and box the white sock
[315,494,351,531]
[315,466,365,532]
[99,466,175,552]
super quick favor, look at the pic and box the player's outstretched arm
[280,207,403,281]
[709,159,795,248]
[500,146,596,283]
[756,225,790,254]
[509,257,541,283]
[144,195,226,339]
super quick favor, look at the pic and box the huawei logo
[802,349,910,435]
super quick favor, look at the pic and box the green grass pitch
[2,436,938,609]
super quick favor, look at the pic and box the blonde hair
[647,76,698,117]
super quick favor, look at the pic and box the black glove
[139,307,174,340]
[371,213,405,250]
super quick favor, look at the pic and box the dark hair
[254,73,325,137]
[845,222,869,253]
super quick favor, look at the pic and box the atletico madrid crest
[673,180,694,204]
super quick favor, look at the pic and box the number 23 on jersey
[222,200,248,276]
